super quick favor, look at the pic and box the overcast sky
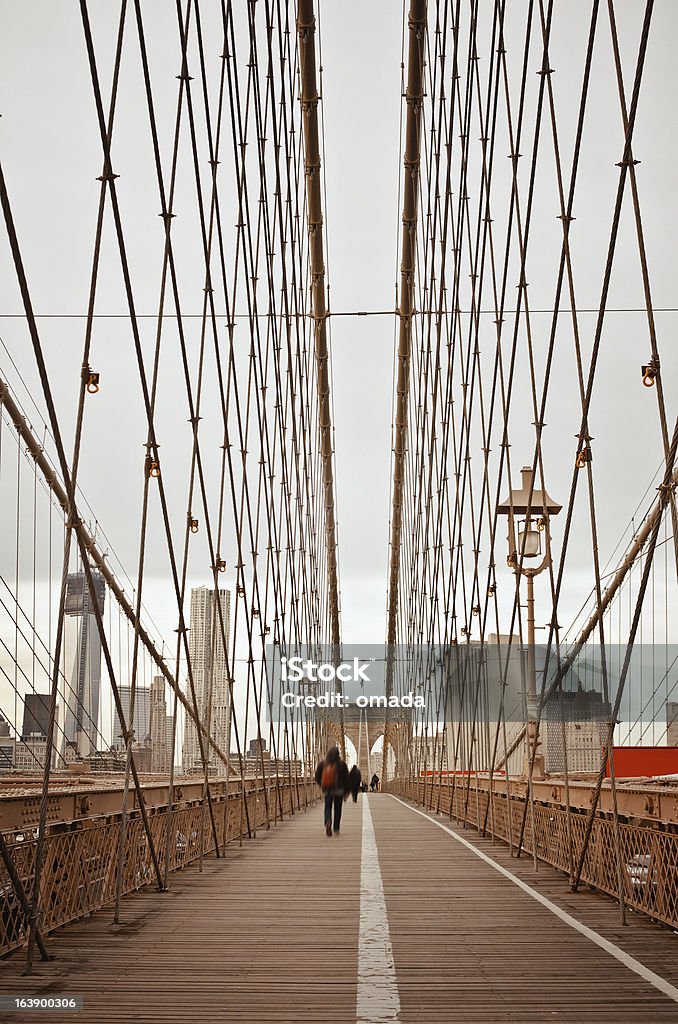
[0,0,676,721]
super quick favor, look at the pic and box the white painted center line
[357,796,401,1024]
[391,794,678,1006]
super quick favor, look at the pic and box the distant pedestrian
[348,765,362,803]
[361,781,368,793]
[370,773,380,793]
[315,746,349,836]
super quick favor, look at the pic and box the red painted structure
[606,746,678,778]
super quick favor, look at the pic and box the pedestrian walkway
[2,795,678,1023]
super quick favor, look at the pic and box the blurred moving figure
[315,746,349,836]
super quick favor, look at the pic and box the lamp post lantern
[498,466,561,779]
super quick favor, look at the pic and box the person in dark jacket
[315,746,349,836]
[370,772,380,792]
[348,765,362,803]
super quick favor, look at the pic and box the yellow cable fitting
[576,447,591,469]
[641,361,658,387]
[82,365,100,394]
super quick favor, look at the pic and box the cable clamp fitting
[146,453,161,478]
[576,444,592,469]
[641,357,659,387]
[82,365,100,394]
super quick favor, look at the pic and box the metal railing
[388,777,678,930]
[0,777,318,955]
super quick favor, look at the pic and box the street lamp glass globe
[518,525,541,558]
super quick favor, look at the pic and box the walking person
[315,746,349,836]
[348,765,362,803]
[370,772,380,793]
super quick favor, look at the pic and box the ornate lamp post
[498,466,561,778]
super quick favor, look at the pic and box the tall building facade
[543,688,610,774]
[21,693,51,739]
[62,571,106,759]
[16,693,59,771]
[113,687,152,748]
[150,676,174,773]
[182,587,231,777]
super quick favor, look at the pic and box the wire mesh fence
[0,777,317,956]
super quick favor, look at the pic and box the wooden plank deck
[1,795,678,1023]
[373,796,678,1023]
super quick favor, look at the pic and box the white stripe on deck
[391,794,678,1005]
[357,796,401,1024]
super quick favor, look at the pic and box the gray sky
[0,0,676,727]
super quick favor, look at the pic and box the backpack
[321,761,337,790]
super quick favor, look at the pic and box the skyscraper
[21,693,51,739]
[543,687,610,774]
[182,587,231,776]
[150,675,174,773]
[112,687,152,748]
[62,571,106,759]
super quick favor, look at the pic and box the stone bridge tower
[324,704,413,780]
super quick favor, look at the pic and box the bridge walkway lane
[372,795,678,1022]
[0,801,361,1024]
[1,794,678,1022]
